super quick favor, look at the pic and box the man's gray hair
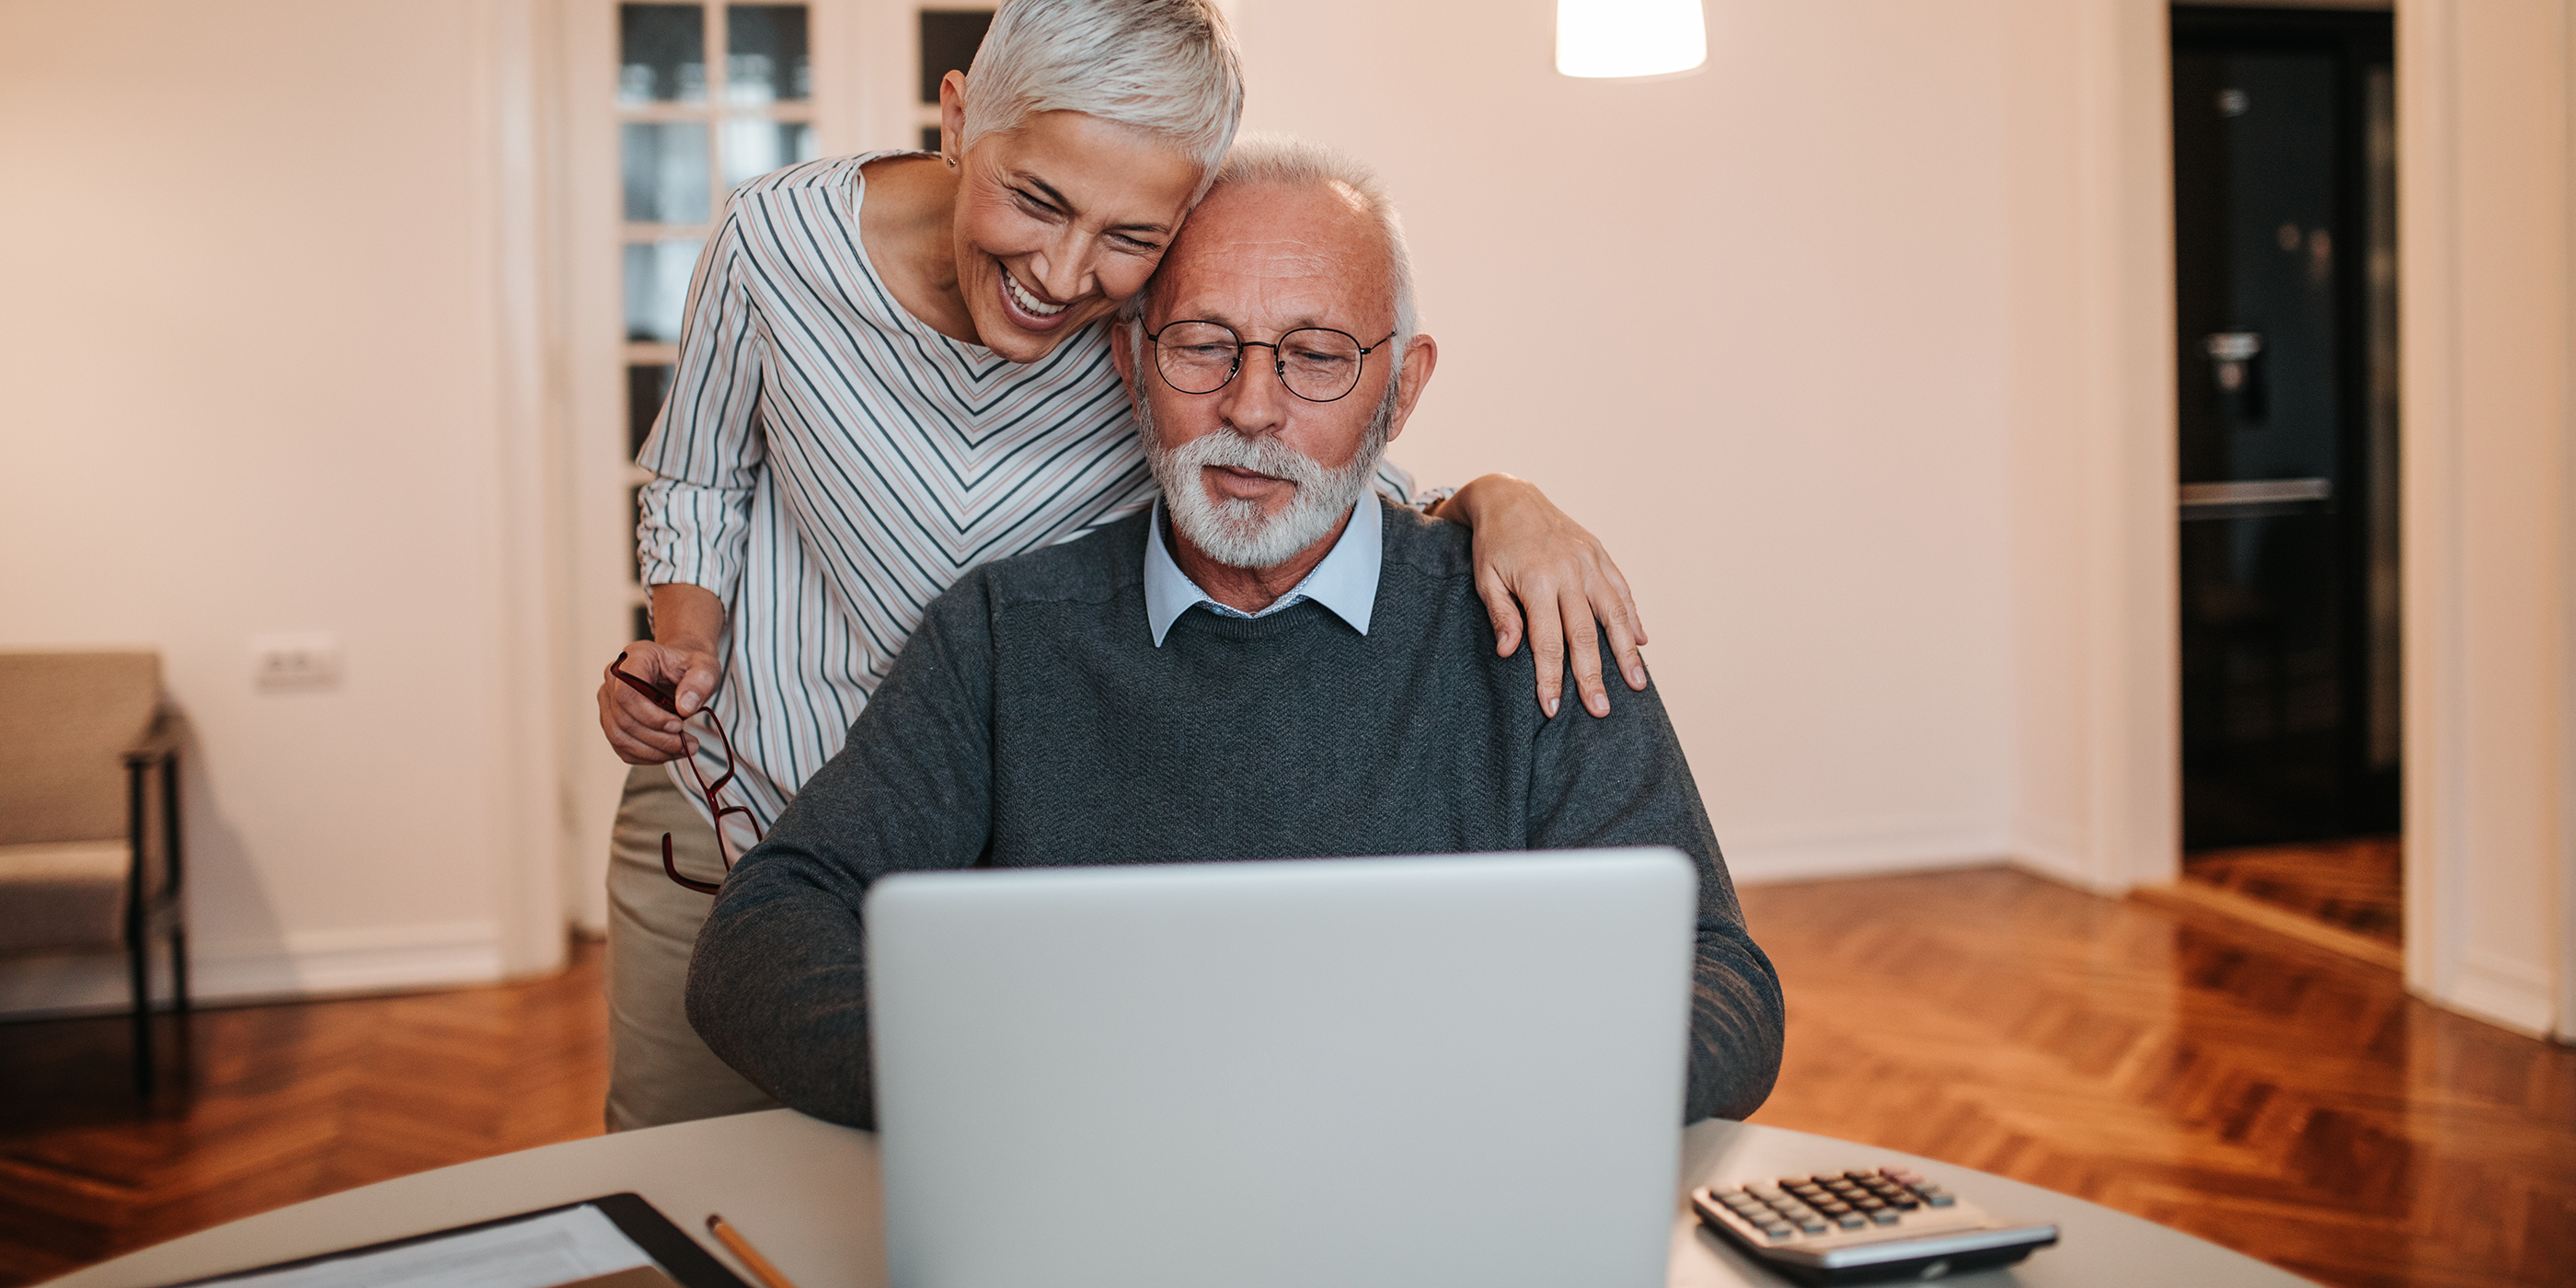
[961,0,1245,201]
[1126,133,1421,364]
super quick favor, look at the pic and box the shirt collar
[1143,494,1382,646]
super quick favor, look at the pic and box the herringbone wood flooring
[0,939,607,1285]
[1742,868,2576,1287]
[4,880,2570,1287]
[2185,835,2405,947]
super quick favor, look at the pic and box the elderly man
[686,138,1784,1126]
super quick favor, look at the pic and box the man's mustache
[1170,428,1335,493]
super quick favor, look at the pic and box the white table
[44,1110,2309,1287]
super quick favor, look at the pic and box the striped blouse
[638,152,1418,835]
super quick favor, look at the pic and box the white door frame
[2086,0,2574,1039]
[2392,0,2574,1040]
[2078,0,2570,1040]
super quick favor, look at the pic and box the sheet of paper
[201,1203,659,1288]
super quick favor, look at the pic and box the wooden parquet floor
[0,939,606,1286]
[4,880,2571,1287]
[1742,868,2576,1288]
[2186,835,2405,947]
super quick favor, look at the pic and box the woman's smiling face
[948,108,1204,362]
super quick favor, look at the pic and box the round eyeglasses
[1145,320,1397,404]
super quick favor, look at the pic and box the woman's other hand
[597,583,728,764]
[1435,474,1649,719]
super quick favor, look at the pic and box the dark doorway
[2172,7,2398,864]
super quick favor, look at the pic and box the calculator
[1689,1166,2059,1284]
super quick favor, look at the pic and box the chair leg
[128,761,154,1100]
[171,926,191,1016]
[130,937,154,1098]
[165,751,189,1019]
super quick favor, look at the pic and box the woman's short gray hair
[1125,134,1420,358]
[961,0,1245,201]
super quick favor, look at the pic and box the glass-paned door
[917,9,994,152]
[618,3,821,638]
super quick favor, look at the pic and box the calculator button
[1868,1210,1903,1226]
[1834,1213,1868,1229]
[1795,1217,1828,1234]
[1816,1202,1852,1215]
[1759,1224,1793,1238]
[1854,1198,1886,1210]
[1920,1191,1957,1208]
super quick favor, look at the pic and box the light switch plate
[252,632,342,692]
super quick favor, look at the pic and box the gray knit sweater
[687,499,1785,1126]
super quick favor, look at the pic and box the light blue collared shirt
[1143,496,1382,646]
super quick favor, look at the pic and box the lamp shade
[1555,0,1708,79]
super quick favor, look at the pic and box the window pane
[623,122,710,224]
[919,10,995,104]
[628,363,675,456]
[722,118,818,188]
[620,5,707,104]
[727,6,811,104]
[624,239,704,342]
[920,125,942,155]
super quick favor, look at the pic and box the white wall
[1995,0,2179,893]
[7,0,2566,1038]
[0,0,568,1012]
[1235,0,2025,881]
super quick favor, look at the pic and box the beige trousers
[604,765,781,1131]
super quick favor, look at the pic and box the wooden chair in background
[0,651,189,1096]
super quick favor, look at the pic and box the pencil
[706,1213,802,1288]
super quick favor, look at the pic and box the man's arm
[684,575,1001,1127]
[1524,639,1786,1123]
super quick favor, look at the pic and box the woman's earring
[942,153,957,168]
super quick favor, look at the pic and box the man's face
[1112,180,1436,569]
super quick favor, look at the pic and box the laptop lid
[865,848,1698,1288]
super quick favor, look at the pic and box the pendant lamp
[1555,0,1708,79]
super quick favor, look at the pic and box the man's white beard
[1140,382,1396,570]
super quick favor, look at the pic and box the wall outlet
[252,633,342,693]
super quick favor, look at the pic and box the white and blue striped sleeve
[1371,456,1421,509]
[638,199,766,602]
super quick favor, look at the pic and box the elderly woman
[596,0,1654,1131]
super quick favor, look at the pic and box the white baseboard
[2440,948,2557,1040]
[1724,817,2011,885]
[0,921,505,1020]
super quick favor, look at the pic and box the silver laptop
[864,848,1699,1288]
